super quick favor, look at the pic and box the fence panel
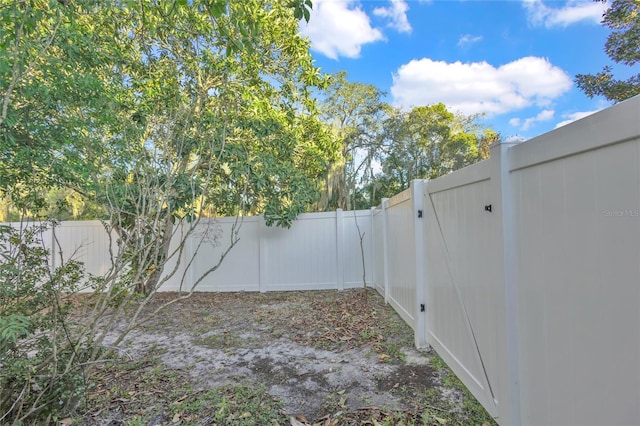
[341,210,373,289]
[422,161,502,418]
[510,98,640,426]
[260,212,339,291]
[384,189,417,329]
[372,208,385,296]
[3,210,375,294]
[50,221,115,285]
[3,221,116,291]
[164,217,262,292]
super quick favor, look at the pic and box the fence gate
[421,171,504,421]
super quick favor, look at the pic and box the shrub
[0,222,89,424]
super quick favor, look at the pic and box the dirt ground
[80,289,494,425]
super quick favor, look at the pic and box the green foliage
[362,103,493,207]
[1,0,337,294]
[575,0,640,102]
[0,0,333,221]
[427,354,498,425]
[317,71,388,211]
[0,0,333,420]
[187,384,286,425]
[289,0,313,23]
[0,222,90,424]
[314,71,497,210]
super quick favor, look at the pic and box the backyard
[77,289,495,425]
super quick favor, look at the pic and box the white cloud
[509,118,522,127]
[554,109,601,128]
[523,0,607,28]
[457,34,483,47]
[373,0,412,33]
[521,109,555,130]
[506,135,528,143]
[299,0,384,60]
[390,56,572,116]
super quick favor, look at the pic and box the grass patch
[417,354,498,426]
[168,384,286,426]
[80,357,287,425]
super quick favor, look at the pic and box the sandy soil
[83,289,469,425]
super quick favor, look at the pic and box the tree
[1,0,333,289]
[1,0,333,422]
[367,104,492,205]
[575,0,640,102]
[316,71,388,211]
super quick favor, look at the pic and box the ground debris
[75,289,495,426]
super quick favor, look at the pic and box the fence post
[490,141,521,425]
[336,208,344,291]
[381,199,390,303]
[370,207,376,289]
[50,223,57,273]
[411,180,428,349]
[189,223,195,291]
[259,216,269,293]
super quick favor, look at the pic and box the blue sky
[298,0,629,140]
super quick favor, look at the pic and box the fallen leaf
[59,418,72,425]
[240,412,252,418]
[378,354,390,361]
[290,416,307,426]
[172,412,181,423]
[173,395,187,405]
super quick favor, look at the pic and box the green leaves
[316,71,388,210]
[0,314,30,347]
[0,222,88,423]
[364,103,492,206]
[574,0,640,102]
[1,0,330,223]
[209,0,227,18]
[289,0,313,23]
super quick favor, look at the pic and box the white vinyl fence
[372,95,640,425]
[6,210,375,293]
[4,95,639,425]
[164,210,374,292]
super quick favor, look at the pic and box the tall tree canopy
[575,0,640,102]
[1,0,333,224]
[361,103,494,207]
[0,0,337,293]
[316,71,388,211]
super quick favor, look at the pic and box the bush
[0,222,90,424]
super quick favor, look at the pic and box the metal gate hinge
[420,303,425,312]
[417,210,423,218]
[484,204,492,213]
